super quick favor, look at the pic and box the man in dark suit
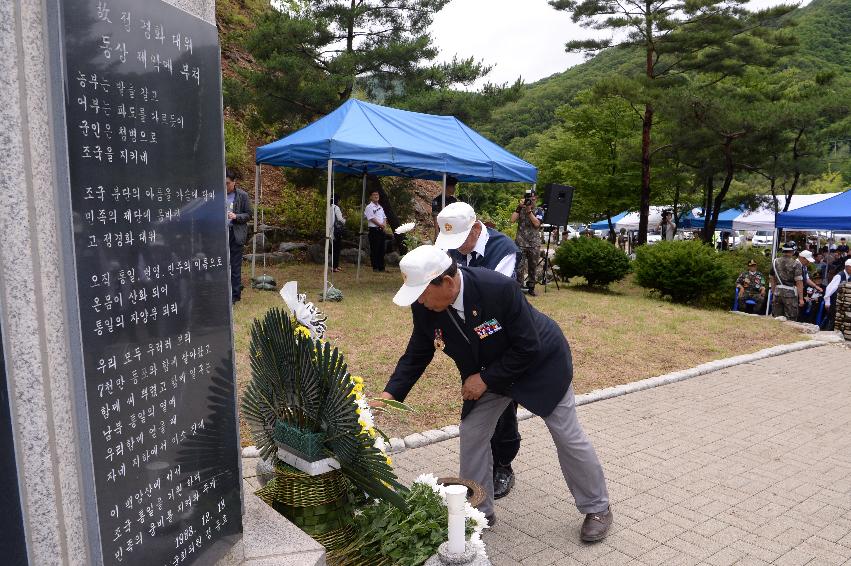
[226,168,253,304]
[436,201,522,499]
[379,245,612,542]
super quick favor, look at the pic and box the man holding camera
[512,190,544,296]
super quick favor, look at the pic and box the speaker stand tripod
[538,227,560,293]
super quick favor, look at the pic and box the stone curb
[241,338,837,458]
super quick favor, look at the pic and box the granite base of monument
[234,457,327,566]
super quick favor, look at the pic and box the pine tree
[239,0,489,134]
[549,0,797,244]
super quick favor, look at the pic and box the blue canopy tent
[589,211,628,231]
[682,207,744,231]
[254,99,537,296]
[776,189,851,230]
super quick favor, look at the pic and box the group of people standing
[738,239,851,330]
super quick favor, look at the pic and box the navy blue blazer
[384,267,572,419]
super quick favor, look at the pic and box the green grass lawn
[233,261,804,445]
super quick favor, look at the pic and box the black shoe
[527,288,537,297]
[493,467,515,499]
[580,506,613,542]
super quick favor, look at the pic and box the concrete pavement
[391,344,851,565]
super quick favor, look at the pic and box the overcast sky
[430,0,811,89]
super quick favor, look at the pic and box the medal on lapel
[434,328,445,351]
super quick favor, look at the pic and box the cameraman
[511,190,544,296]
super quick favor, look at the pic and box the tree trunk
[784,170,802,212]
[638,18,655,247]
[701,176,714,243]
[606,210,615,243]
[339,0,357,100]
[706,139,736,239]
[672,182,680,237]
[783,129,805,212]
[770,176,779,214]
[638,103,653,246]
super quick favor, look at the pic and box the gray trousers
[459,385,609,517]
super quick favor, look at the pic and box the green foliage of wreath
[241,308,408,509]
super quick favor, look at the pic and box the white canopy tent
[614,206,667,231]
[731,193,839,231]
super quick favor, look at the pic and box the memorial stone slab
[49,0,242,564]
[0,321,28,564]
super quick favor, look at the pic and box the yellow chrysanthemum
[385,455,393,466]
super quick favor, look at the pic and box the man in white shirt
[364,189,387,272]
[824,258,851,330]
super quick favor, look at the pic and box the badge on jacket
[473,318,502,340]
[434,328,445,351]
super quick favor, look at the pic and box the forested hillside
[479,0,851,155]
[216,0,850,238]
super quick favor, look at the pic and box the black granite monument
[51,0,242,564]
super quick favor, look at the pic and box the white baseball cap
[799,250,815,263]
[846,258,851,267]
[393,245,452,306]
[435,202,477,250]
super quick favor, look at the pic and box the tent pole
[323,160,333,300]
[767,227,779,315]
[330,174,335,286]
[441,172,447,210]
[251,164,260,281]
[357,174,366,282]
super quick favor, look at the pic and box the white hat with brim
[846,258,851,267]
[435,201,477,250]
[393,245,452,306]
[799,250,815,263]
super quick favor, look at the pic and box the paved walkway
[391,344,851,565]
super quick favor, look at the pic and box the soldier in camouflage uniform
[511,191,544,296]
[736,260,766,314]
[770,242,804,319]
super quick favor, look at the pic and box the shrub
[703,247,773,309]
[634,240,728,304]
[554,237,631,287]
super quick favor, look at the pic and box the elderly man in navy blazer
[379,245,612,542]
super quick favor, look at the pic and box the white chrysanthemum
[357,404,375,430]
[413,473,443,495]
[465,502,488,531]
[280,281,327,339]
[374,436,387,453]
